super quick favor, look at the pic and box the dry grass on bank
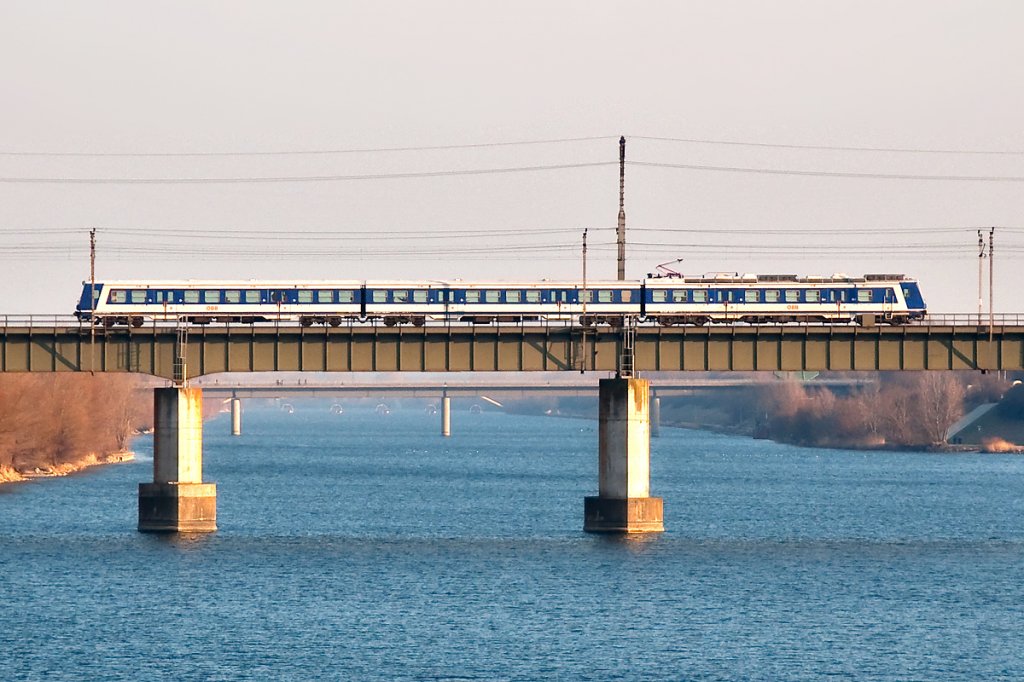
[0,375,151,479]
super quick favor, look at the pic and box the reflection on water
[1,405,1023,680]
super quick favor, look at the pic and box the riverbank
[0,451,135,485]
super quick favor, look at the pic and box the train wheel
[130,317,144,328]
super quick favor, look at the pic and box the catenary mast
[617,136,626,281]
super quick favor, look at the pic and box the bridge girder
[0,324,1018,378]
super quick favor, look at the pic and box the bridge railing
[0,315,85,329]
[903,313,1024,326]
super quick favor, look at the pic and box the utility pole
[580,228,589,374]
[617,135,626,281]
[582,228,588,317]
[89,228,96,374]
[989,227,995,342]
[978,229,985,325]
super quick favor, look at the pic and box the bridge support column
[441,395,451,437]
[584,377,664,533]
[651,394,661,438]
[231,396,241,436]
[139,387,217,533]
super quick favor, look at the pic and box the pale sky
[2,1,1023,314]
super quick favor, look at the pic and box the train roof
[646,273,913,284]
[85,275,917,287]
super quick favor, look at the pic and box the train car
[643,273,926,325]
[75,274,926,327]
[76,280,364,326]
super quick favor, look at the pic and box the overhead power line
[0,135,615,158]
[0,162,615,184]
[631,135,1024,156]
[3,159,1021,184]
[628,161,1024,183]
[8,225,1024,237]
[3,133,1020,157]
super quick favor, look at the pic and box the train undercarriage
[86,312,920,328]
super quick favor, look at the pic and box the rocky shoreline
[0,451,135,485]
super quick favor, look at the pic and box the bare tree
[916,372,966,444]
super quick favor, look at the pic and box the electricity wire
[0,161,616,184]
[630,134,1024,156]
[627,161,1024,183]
[0,135,615,157]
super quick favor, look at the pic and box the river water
[1,404,1022,681]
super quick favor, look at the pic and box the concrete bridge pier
[584,377,664,533]
[230,396,241,436]
[651,393,661,438]
[441,394,451,437]
[138,387,217,533]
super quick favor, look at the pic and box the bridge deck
[1,320,1020,378]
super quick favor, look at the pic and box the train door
[270,289,289,320]
[153,290,173,320]
[882,288,894,320]
[439,288,453,322]
[553,289,570,315]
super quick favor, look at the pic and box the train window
[858,290,872,303]
[465,290,480,303]
[297,291,313,304]
[506,290,521,303]
[393,290,410,303]
[745,290,760,302]
[184,291,200,304]
[412,290,428,303]
[338,291,354,303]
[672,290,687,303]
[621,290,632,303]
[129,290,147,304]
[652,290,667,303]
[109,290,127,304]
[692,290,707,303]
[225,290,241,304]
[579,290,593,303]
[597,290,613,303]
[372,290,388,303]
[525,291,540,303]
[805,290,820,303]
[270,291,288,304]
[765,290,780,303]
[317,290,333,303]
[484,290,500,303]
[245,290,261,304]
[785,290,799,303]
[205,290,222,304]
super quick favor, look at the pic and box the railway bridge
[2,315,1020,536]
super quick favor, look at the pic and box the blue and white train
[75,274,927,327]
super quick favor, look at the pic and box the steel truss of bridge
[1,317,1021,378]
